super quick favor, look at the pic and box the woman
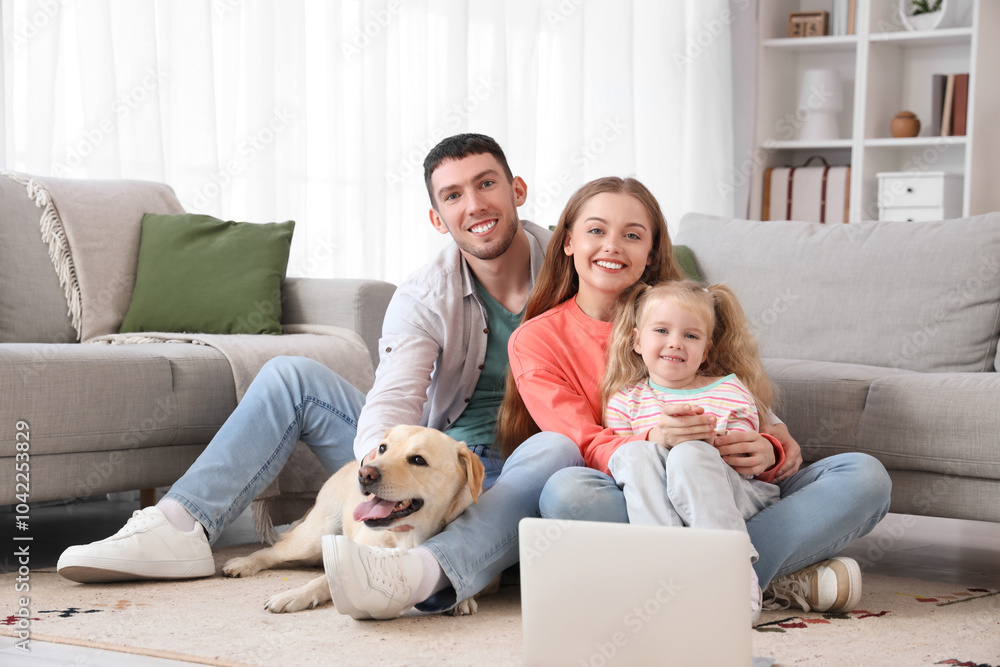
[497,176,891,614]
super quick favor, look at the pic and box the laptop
[519,518,752,667]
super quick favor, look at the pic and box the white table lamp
[798,69,843,141]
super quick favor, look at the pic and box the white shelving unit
[750,0,1000,221]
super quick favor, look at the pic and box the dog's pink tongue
[353,497,397,522]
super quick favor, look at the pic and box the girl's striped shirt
[604,373,759,437]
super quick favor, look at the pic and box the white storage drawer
[878,207,948,222]
[877,171,963,221]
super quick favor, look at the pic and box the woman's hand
[711,430,775,476]
[761,422,803,482]
[651,404,718,448]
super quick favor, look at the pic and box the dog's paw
[450,597,478,616]
[221,556,262,578]
[264,578,332,613]
[265,590,326,614]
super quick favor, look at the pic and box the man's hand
[651,404,717,448]
[712,430,775,476]
[761,422,803,482]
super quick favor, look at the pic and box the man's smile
[469,219,498,235]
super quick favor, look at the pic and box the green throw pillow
[120,213,295,335]
[674,244,700,281]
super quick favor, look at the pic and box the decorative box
[763,156,850,223]
[876,171,963,222]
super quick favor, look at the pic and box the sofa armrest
[282,277,396,371]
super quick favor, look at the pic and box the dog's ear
[457,443,486,503]
[441,444,486,525]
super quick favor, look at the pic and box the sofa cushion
[676,213,1000,373]
[0,175,77,343]
[764,358,914,462]
[120,214,295,335]
[0,343,235,457]
[674,244,700,281]
[858,372,1000,480]
[882,470,1000,523]
[0,445,211,505]
[144,343,238,444]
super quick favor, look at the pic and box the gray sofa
[0,174,395,506]
[676,212,1000,524]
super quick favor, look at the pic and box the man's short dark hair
[423,133,514,207]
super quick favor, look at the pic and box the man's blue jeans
[539,450,892,589]
[165,356,583,608]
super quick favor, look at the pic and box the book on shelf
[830,0,857,35]
[953,73,969,136]
[931,74,945,136]
[933,72,970,138]
[941,74,955,137]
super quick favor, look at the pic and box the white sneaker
[763,556,862,613]
[751,565,763,627]
[57,507,215,583]
[322,534,422,620]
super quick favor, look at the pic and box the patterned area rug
[2,544,998,666]
[754,578,1000,667]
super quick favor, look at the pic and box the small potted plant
[900,0,952,31]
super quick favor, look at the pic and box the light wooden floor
[3,498,999,666]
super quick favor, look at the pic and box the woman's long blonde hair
[600,280,775,421]
[495,176,683,457]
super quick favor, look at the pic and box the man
[58,134,583,619]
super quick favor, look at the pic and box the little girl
[601,280,781,623]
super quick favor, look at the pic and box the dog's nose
[358,465,380,486]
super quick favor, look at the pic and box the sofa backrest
[675,212,1000,373]
[1,172,185,342]
[0,174,78,343]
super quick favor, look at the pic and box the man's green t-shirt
[445,280,523,450]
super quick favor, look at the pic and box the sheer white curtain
[2,0,737,285]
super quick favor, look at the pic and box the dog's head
[352,425,486,535]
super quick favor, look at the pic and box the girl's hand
[652,404,718,448]
[711,430,775,476]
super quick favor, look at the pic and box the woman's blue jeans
[164,356,583,608]
[539,450,892,589]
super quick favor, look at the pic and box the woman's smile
[563,192,654,320]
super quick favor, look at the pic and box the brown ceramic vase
[891,111,920,138]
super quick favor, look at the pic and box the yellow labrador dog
[222,425,485,614]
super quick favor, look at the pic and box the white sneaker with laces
[57,507,215,583]
[322,534,423,620]
[751,565,763,627]
[762,556,862,613]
